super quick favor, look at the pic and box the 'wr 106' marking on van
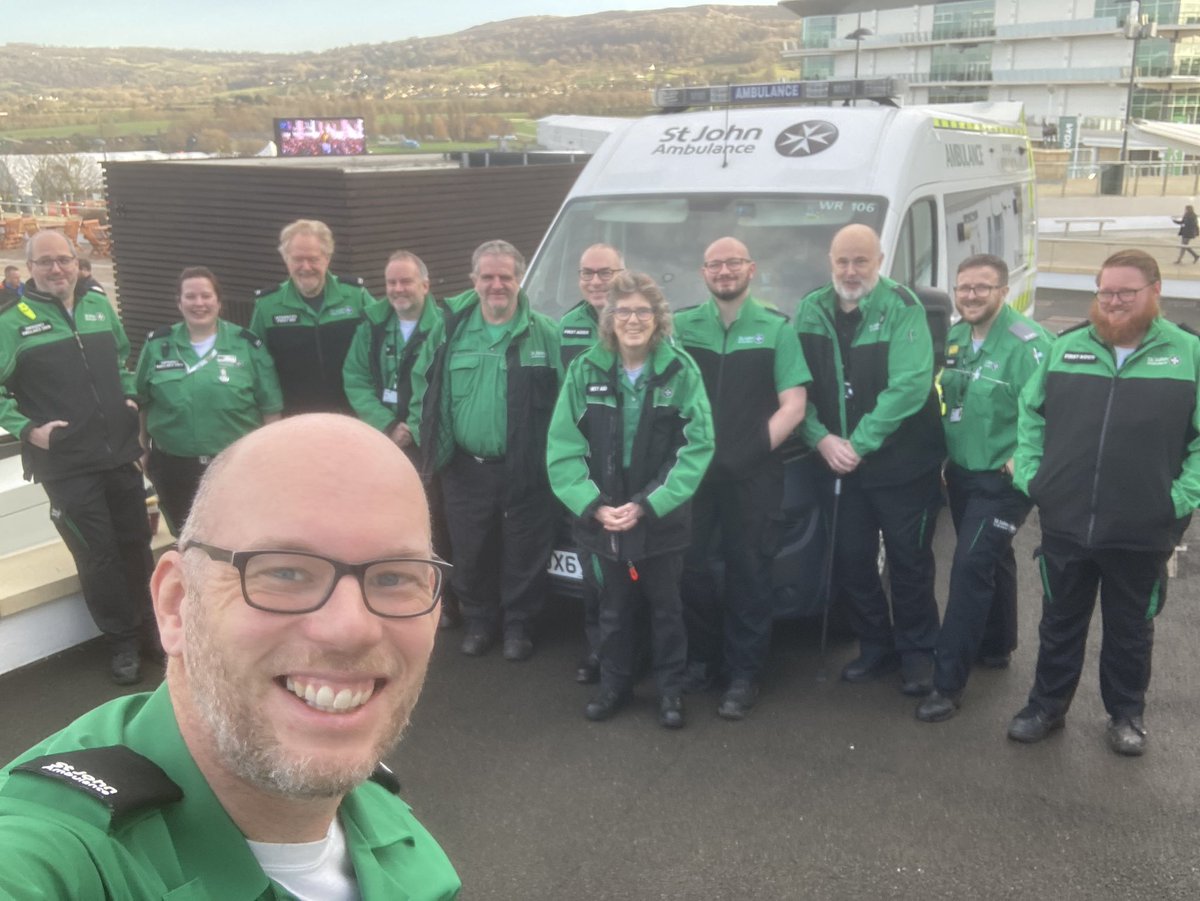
[819,200,879,212]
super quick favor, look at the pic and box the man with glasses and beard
[1007,249,1200,757]
[0,230,154,686]
[794,224,945,698]
[675,236,809,720]
[0,415,460,898]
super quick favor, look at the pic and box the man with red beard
[1008,249,1200,757]
[0,415,460,898]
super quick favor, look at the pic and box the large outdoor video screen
[274,117,367,157]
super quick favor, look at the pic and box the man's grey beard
[181,586,412,800]
[834,274,879,306]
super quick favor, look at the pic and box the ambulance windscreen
[524,193,888,319]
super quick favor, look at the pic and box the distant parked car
[402,138,421,149]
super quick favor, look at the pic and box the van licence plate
[547,549,584,581]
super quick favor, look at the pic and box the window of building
[929,86,989,102]
[932,0,995,40]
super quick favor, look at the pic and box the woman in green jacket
[547,272,714,729]
[136,267,283,534]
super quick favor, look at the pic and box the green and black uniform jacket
[559,300,600,370]
[673,295,810,481]
[1014,317,1200,552]
[0,685,461,900]
[134,319,284,458]
[428,288,561,500]
[795,276,944,487]
[342,295,449,461]
[940,304,1053,472]
[0,283,139,481]
[248,273,372,415]
[546,339,714,561]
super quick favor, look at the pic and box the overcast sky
[4,2,781,53]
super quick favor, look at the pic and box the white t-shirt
[246,818,359,901]
[191,335,218,358]
[398,318,418,344]
[1114,345,1137,368]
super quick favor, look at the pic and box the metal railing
[1037,159,1200,198]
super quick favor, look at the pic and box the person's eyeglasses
[579,267,623,281]
[180,541,450,619]
[702,258,751,273]
[613,308,654,322]
[31,256,77,269]
[1095,285,1151,303]
[954,283,1003,297]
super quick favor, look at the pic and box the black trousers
[830,468,942,658]
[934,466,1031,693]
[145,446,208,537]
[41,464,154,651]
[440,452,555,636]
[1027,533,1170,720]
[682,462,783,683]
[598,554,686,696]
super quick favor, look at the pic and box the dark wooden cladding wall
[104,159,585,355]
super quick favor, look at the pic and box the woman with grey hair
[547,272,715,729]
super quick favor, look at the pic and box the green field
[0,120,173,140]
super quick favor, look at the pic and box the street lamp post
[1118,0,1157,164]
[847,26,873,81]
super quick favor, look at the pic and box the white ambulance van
[526,82,1037,616]
[524,83,1037,320]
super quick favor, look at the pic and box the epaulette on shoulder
[369,762,402,795]
[0,295,17,316]
[1008,318,1039,342]
[760,305,790,322]
[674,303,704,314]
[1177,322,1200,339]
[887,282,920,307]
[1057,319,1090,337]
[147,325,173,341]
[10,746,182,821]
[336,274,366,288]
[239,327,264,348]
[254,283,281,299]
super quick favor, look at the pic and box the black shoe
[110,649,142,686]
[915,689,962,723]
[841,650,900,683]
[575,656,600,684]
[1006,704,1065,743]
[900,655,934,697]
[460,628,493,657]
[976,653,1011,669]
[502,634,534,662]
[585,689,630,722]
[1106,716,1147,757]
[717,679,760,721]
[659,695,685,729]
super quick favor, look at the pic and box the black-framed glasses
[180,541,450,619]
[30,255,77,269]
[702,258,752,273]
[579,267,623,281]
[1095,285,1151,303]
[954,283,1004,297]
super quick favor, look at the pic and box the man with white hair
[0,415,460,898]
[794,224,945,697]
[250,218,373,415]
